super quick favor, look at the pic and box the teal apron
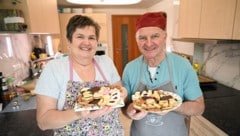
[130,57,188,136]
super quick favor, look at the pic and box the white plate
[132,91,182,113]
[74,100,125,112]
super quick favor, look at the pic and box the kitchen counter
[0,109,53,136]
[0,83,238,136]
[0,96,53,136]
[1,96,36,113]
[202,83,240,135]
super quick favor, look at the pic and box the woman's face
[136,27,167,60]
[68,26,98,59]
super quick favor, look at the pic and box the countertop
[0,109,53,136]
[0,83,239,136]
[0,96,53,136]
[1,96,36,113]
[202,83,240,135]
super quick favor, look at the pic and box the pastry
[76,86,123,110]
[132,90,181,112]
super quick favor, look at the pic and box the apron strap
[68,56,108,82]
[69,57,73,81]
[93,59,108,82]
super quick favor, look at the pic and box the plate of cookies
[74,86,125,112]
[132,90,182,113]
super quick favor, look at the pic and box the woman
[35,15,127,136]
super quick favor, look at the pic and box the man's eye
[151,34,160,39]
[138,36,147,41]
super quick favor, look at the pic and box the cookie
[76,86,123,109]
[132,90,180,112]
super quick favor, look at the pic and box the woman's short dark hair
[66,15,100,42]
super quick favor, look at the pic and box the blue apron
[130,57,188,136]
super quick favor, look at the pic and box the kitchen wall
[0,34,31,83]
[1,0,238,90]
[93,8,146,58]
[0,33,60,84]
[93,0,192,58]
[148,0,240,90]
[194,42,240,90]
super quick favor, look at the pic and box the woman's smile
[78,46,92,51]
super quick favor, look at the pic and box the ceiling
[57,0,163,9]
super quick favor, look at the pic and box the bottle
[0,72,3,103]
[1,75,10,108]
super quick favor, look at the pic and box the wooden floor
[119,111,228,136]
[119,111,131,136]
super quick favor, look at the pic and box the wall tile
[0,34,32,83]
[199,43,240,90]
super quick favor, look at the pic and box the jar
[1,84,10,104]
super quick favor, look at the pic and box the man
[122,11,205,136]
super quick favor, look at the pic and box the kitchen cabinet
[178,0,201,38]
[178,0,239,40]
[0,0,60,34]
[59,13,108,53]
[24,0,60,34]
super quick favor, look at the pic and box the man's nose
[145,37,153,46]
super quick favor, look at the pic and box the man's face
[136,27,167,60]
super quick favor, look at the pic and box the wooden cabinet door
[86,14,108,43]
[178,0,237,39]
[59,13,74,53]
[0,0,60,34]
[112,15,141,76]
[59,13,108,53]
[178,0,202,38]
[26,0,60,34]
[233,0,240,40]
[199,0,236,39]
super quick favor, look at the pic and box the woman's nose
[82,38,90,44]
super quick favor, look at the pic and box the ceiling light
[67,0,142,5]
[173,0,180,5]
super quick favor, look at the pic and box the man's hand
[126,103,147,120]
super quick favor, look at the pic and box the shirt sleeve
[182,59,203,100]
[35,61,63,99]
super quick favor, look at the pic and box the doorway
[112,15,141,76]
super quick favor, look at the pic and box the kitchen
[0,0,240,135]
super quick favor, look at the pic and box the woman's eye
[89,37,96,40]
[77,36,84,39]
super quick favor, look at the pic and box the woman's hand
[76,106,114,119]
[126,103,147,120]
[119,86,128,99]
